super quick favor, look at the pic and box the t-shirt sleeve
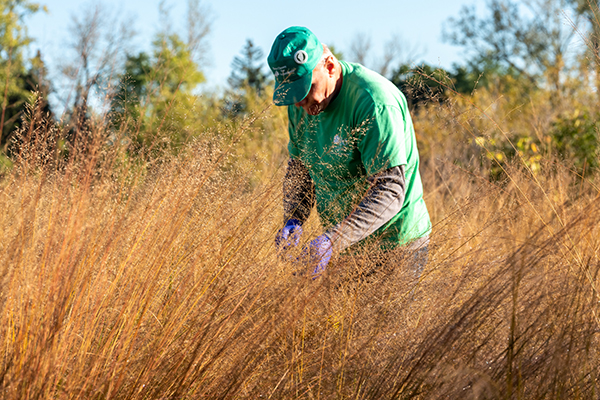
[357,104,408,176]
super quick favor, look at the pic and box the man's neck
[329,60,344,104]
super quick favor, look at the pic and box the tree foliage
[389,62,520,109]
[104,0,213,154]
[444,0,578,92]
[109,52,151,132]
[390,63,452,109]
[0,0,50,151]
[228,39,269,96]
[225,39,269,118]
[110,33,205,151]
[550,109,600,174]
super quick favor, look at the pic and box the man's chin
[307,105,322,116]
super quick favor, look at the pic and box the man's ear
[325,56,336,76]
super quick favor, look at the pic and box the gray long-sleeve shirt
[283,158,406,253]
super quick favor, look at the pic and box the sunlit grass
[0,87,599,399]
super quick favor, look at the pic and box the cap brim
[272,72,313,106]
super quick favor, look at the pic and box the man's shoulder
[341,61,407,109]
[342,61,387,83]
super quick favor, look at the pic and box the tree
[110,33,205,151]
[568,0,600,99]
[390,63,453,109]
[0,0,46,151]
[109,0,212,152]
[150,33,204,124]
[59,2,134,140]
[390,60,531,109]
[451,58,533,94]
[225,39,269,118]
[228,39,269,96]
[348,32,372,67]
[347,32,421,78]
[186,0,213,66]
[550,109,600,174]
[444,0,579,93]
[109,52,152,132]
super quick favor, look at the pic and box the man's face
[295,57,335,116]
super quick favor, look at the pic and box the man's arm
[283,158,315,224]
[323,165,406,252]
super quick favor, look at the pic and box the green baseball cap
[268,26,323,106]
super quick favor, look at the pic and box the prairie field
[0,1,599,397]
[0,84,599,399]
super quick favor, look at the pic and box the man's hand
[275,219,303,251]
[299,235,333,276]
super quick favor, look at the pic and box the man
[269,26,431,277]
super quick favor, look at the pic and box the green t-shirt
[287,61,431,249]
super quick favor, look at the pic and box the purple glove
[275,219,303,251]
[299,235,333,276]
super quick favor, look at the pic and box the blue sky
[27,0,473,91]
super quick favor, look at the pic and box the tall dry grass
[0,85,599,400]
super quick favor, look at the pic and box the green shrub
[550,109,599,175]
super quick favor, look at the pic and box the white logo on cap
[294,50,308,64]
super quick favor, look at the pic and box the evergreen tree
[225,39,269,118]
[228,39,268,96]
[110,52,152,131]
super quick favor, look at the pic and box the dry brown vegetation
[0,76,599,400]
